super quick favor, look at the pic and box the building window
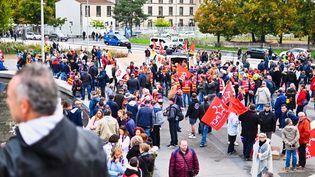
[159,0,163,3]
[148,6,152,16]
[96,6,101,17]
[158,6,163,16]
[189,19,195,26]
[179,7,183,16]
[148,20,153,27]
[169,0,173,3]
[190,0,193,4]
[107,6,112,17]
[85,5,90,17]
[179,0,183,4]
[189,7,193,15]
[179,19,183,26]
[169,7,173,16]
[169,19,173,26]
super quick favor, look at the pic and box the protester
[118,125,131,158]
[168,140,199,177]
[258,104,276,139]
[255,81,271,112]
[185,93,200,139]
[123,157,142,177]
[251,133,273,177]
[86,109,104,132]
[227,112,239,154]
[297,112,311,170]
[198,95,212,147]
[96,109,119,141]
[152,99,164,148]
[2,64,108,177]
[138,143,155,177]
[136,100,154,136]
[239,104,260,161]
[282,118,300,172]
[127,136,143,161]
[107,146,127,177]
[164,98,180,148]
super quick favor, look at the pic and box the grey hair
[285,118,292,126]
[15,63,59,115]
[130,136,143,147]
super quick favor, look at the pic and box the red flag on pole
[190,41,195,53]
[159,41,164,54]
[306,128,315,159]
[228,97,248,116]
[177,64,192,80]
[152,41,157,49]
[222,82,234,104]
[201,96,230,130]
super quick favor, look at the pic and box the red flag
[177,64,192,80]
[190,41,195,53]
[152,41,157,49]
[221,82,233,104]
[228,97,248,116]
[201,96,230,130]
[306,128,315,159]
[183,40,188,51]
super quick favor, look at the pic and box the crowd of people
[7,40,315,177]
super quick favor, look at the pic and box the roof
[75,0,114,5]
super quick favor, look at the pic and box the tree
[153,18,171,27]
[90,19,105,28]
[292,0,315,46]
[0,0,13,33]
[195,0,239,45]
[113,0,148,36]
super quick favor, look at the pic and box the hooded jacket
[0,118,108,177]
[298,116,311,144]
[282,125,300,150]
[255,87,271,104]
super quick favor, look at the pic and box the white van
[149,37,177,50]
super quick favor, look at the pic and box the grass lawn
[129,37,149,45]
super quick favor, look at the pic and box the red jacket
[169,148,199,177]
[297,89,307,106]
[298,117,311,144]
[311,77,315,91]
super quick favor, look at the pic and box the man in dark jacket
[3,64,108,177]
[106,95,119,118]
[165,98,179,147]
[127,73,140,94]
[258,104,276,139]
[169,140,199,177]
[80,71,92,100]
[64,100,83,127]
[185,93,200,139]
[136,100,153,136]
[239,104,259,161]
[97,67,109,97]
[88,63,98,90]
[198,95,213,147]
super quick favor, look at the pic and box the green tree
[91,19,105,28]
[153,18,171,27]
[0,0,13,32]
[113,0,148,36]
[293,0,315,46]
[195,0,239,45]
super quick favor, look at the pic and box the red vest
[182,80,191,94]
[242,80,249,93]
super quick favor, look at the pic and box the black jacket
[0,118,108,177]
[239,110,259,139]
[138,152,155,177]
[127,145,140,161]
[185,99,200,119]
[258,111,276,132]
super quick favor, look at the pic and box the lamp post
[86,0,89,46]
[41,0,45,61]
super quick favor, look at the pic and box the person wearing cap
[127,73,140,94]
[251,133,273,177]
[239,104,260,161]
[185,93,200,139]
[258,104,276,139]
[123,157,142,177]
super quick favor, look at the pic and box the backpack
[154,107,165,125]
[176,106,184,121]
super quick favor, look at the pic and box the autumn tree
[195,0,239,45]
[0,0,13,33]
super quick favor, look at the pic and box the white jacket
[227,112,239,136]
[251,139,273,177]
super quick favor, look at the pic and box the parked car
[246,48,277,60]
[279,48,311,59]
[48,32,69,42]
[104,33,130,46]
[25,32,41,40]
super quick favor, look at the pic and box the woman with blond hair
[107,146,127,177]
[85,109,104,132]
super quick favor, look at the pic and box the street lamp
[41,0,45,61]
[87,0,89,46]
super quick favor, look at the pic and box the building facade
[56,0,115,36]
[142,0,202,28]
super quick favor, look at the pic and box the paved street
[1,40,315,177]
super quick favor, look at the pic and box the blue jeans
[81,85,92,100]
[143,128,151,137]
[200,122,209,145]
[198,92,206,102]
[286,149,297,168]
[182,93,191,107]
[256,104,264,112]
[242,137,255,158]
